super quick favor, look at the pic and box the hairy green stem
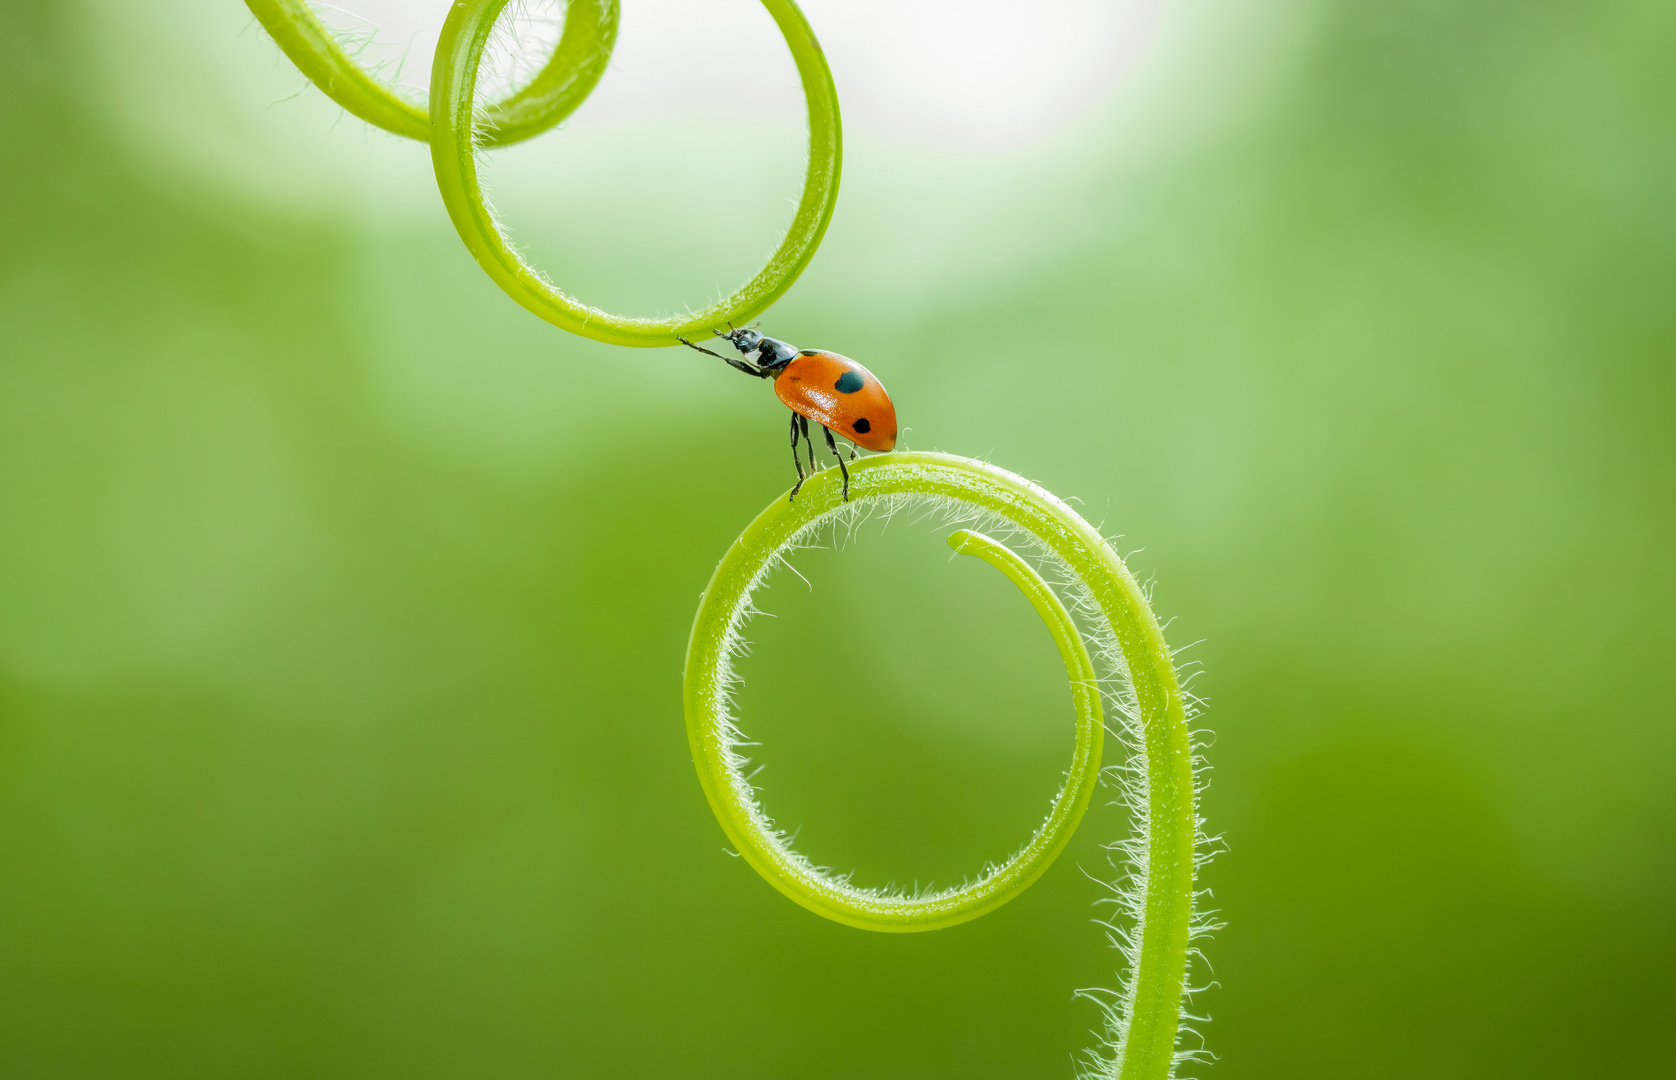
[249,6,1205,1071]
[430,0,842,346]
[690,518,1103,932]
[683,453,1202,1077]
[245,0,618,146]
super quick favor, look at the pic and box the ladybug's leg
[798,414,817,474]
[823,426,850,501]
[788,411,807,501]
[676,336,767,378]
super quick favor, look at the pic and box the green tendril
[253,0,837,344]
[431,0,842,346]
[684,452,1205,1078]
[251,7,1204,1071]
[245,0,619,147]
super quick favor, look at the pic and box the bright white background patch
[69,0,1197,218]
[328,0,1160,147]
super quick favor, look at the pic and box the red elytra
[674,327,899,500]
[774,351,897,453]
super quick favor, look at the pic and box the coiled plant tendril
[685,453,1209,1078]
[251,5,1209,1074]
[245,0,619,146]
[250,0,836,344]
[430,0,840,345]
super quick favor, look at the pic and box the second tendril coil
[246,0,840,346]
[683,453,1208,1075]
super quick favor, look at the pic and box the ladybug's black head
[711,325,796,372]
[723,327,763,354]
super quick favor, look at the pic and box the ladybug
[678,327,897,501]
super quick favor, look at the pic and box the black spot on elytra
[834,370,865,394]
[852,418,872,434]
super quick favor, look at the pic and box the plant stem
[429,0,842,346]
[244,0,618,146]
[683,452,1202,1077]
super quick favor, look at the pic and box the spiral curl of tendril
[430,0,841,346]
[245,0,619,147]
[249,5,1209,1071]
[252,0,838,345]
[684,452,1213,1079]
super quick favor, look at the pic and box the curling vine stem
[244,0,619,146]
[683,452,1201,1078]
[248,6,1203,1072]
[430,0,841,346]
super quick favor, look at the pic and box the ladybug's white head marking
[718,326,797,371]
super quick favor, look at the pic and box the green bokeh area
[2,0,1673,1076]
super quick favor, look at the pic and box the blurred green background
[1,0,1672,1075]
